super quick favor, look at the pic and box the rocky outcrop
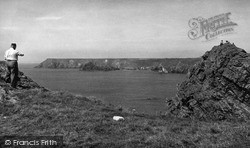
[166,43,250,121]
[35,58,200,73]
[0,61,46,103]
[79,61,119,71]
[151,61,193,73]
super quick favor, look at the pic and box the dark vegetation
[1,43,250,147]
[79,61,119,71]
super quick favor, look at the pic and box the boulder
[166,43,250,121]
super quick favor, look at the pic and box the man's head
[11,43,16,49]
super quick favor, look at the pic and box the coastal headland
[35,58,201,74]
[0,43,250,147]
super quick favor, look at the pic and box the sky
[0,0,250,63]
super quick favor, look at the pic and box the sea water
[19,64,186,115]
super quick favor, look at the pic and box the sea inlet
[20,64,186,115]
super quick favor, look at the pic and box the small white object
[113,116,124,121]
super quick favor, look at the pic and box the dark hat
[11,43,16,46]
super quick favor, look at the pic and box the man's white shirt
[4,48,21,61]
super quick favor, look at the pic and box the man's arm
[17,51,24,56]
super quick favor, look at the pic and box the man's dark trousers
[5,60,19,88]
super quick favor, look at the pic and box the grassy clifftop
[1,89,250,147]
[0,61,250,147]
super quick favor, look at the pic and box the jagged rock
[7,97,18,104]
[0,88,7,102]
[166,43,250,121]
[0,61,47,98]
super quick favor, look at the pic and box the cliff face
[167,43,250,121]
[35,58,201,73]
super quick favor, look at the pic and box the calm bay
[19,64,186,115]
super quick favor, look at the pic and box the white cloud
[1,26,19,31]
[36,16,63,21]
[53,26,85,31]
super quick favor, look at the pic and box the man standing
[4,43,24,88]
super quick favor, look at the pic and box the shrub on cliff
[166,43,250,121]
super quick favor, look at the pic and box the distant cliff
[79,61,119,71]
[35,58,201,73]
